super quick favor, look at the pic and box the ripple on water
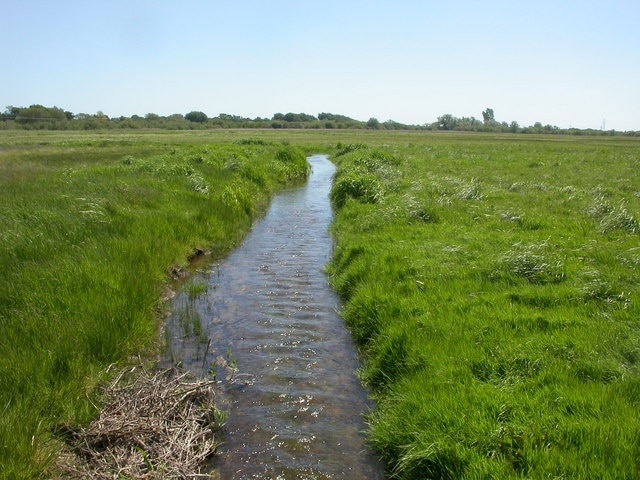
[162,155,385,479]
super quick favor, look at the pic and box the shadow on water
[161,155,385,479]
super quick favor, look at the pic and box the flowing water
[162,155,385,479]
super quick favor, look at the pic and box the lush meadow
[0,131,309,478]
[327,134,640,478]
[1,129,639,479]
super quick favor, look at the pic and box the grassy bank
[3,129,639,478]
[327,135,640,478]
[0,131,309,478]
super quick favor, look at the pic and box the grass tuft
[493,241,566,285]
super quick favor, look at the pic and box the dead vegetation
[55,366,220,479]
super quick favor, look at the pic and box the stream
[161,155,385,479]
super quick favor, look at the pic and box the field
[1,130,639,479]
[0,130,310,478]
[327,134,640,478]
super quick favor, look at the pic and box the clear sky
[3,0,639,130]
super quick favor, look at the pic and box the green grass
[0,131,309,478]
[2,129,640,478]
[326,134,640,479]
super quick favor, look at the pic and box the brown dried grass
[55,366,220,479]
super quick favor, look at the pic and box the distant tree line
[1,104,637,136]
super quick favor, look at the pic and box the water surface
[162,155,384,479]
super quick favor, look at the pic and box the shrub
[185,111,208,123]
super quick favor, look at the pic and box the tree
[482,108,495,125]
[185,111,208,123]
[318,113,357,123]
[366,117,380,129]
[436,114,458,130]
[15,104,66,124]
[1,106,18,121]
[280,112,316,123]
[456,116,483,131]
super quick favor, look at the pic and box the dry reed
[56,366,220,479]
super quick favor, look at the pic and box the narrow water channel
[162,155,385,479]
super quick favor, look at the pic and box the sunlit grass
[327,135,640,478]
[0,131,308,478]
[2,129,639,478]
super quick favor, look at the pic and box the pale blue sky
[3,1,639,130]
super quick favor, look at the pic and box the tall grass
[327,135,640,478]
[3,129,639,478]
[0,132,308,478]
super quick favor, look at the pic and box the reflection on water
[162,155,385,479]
